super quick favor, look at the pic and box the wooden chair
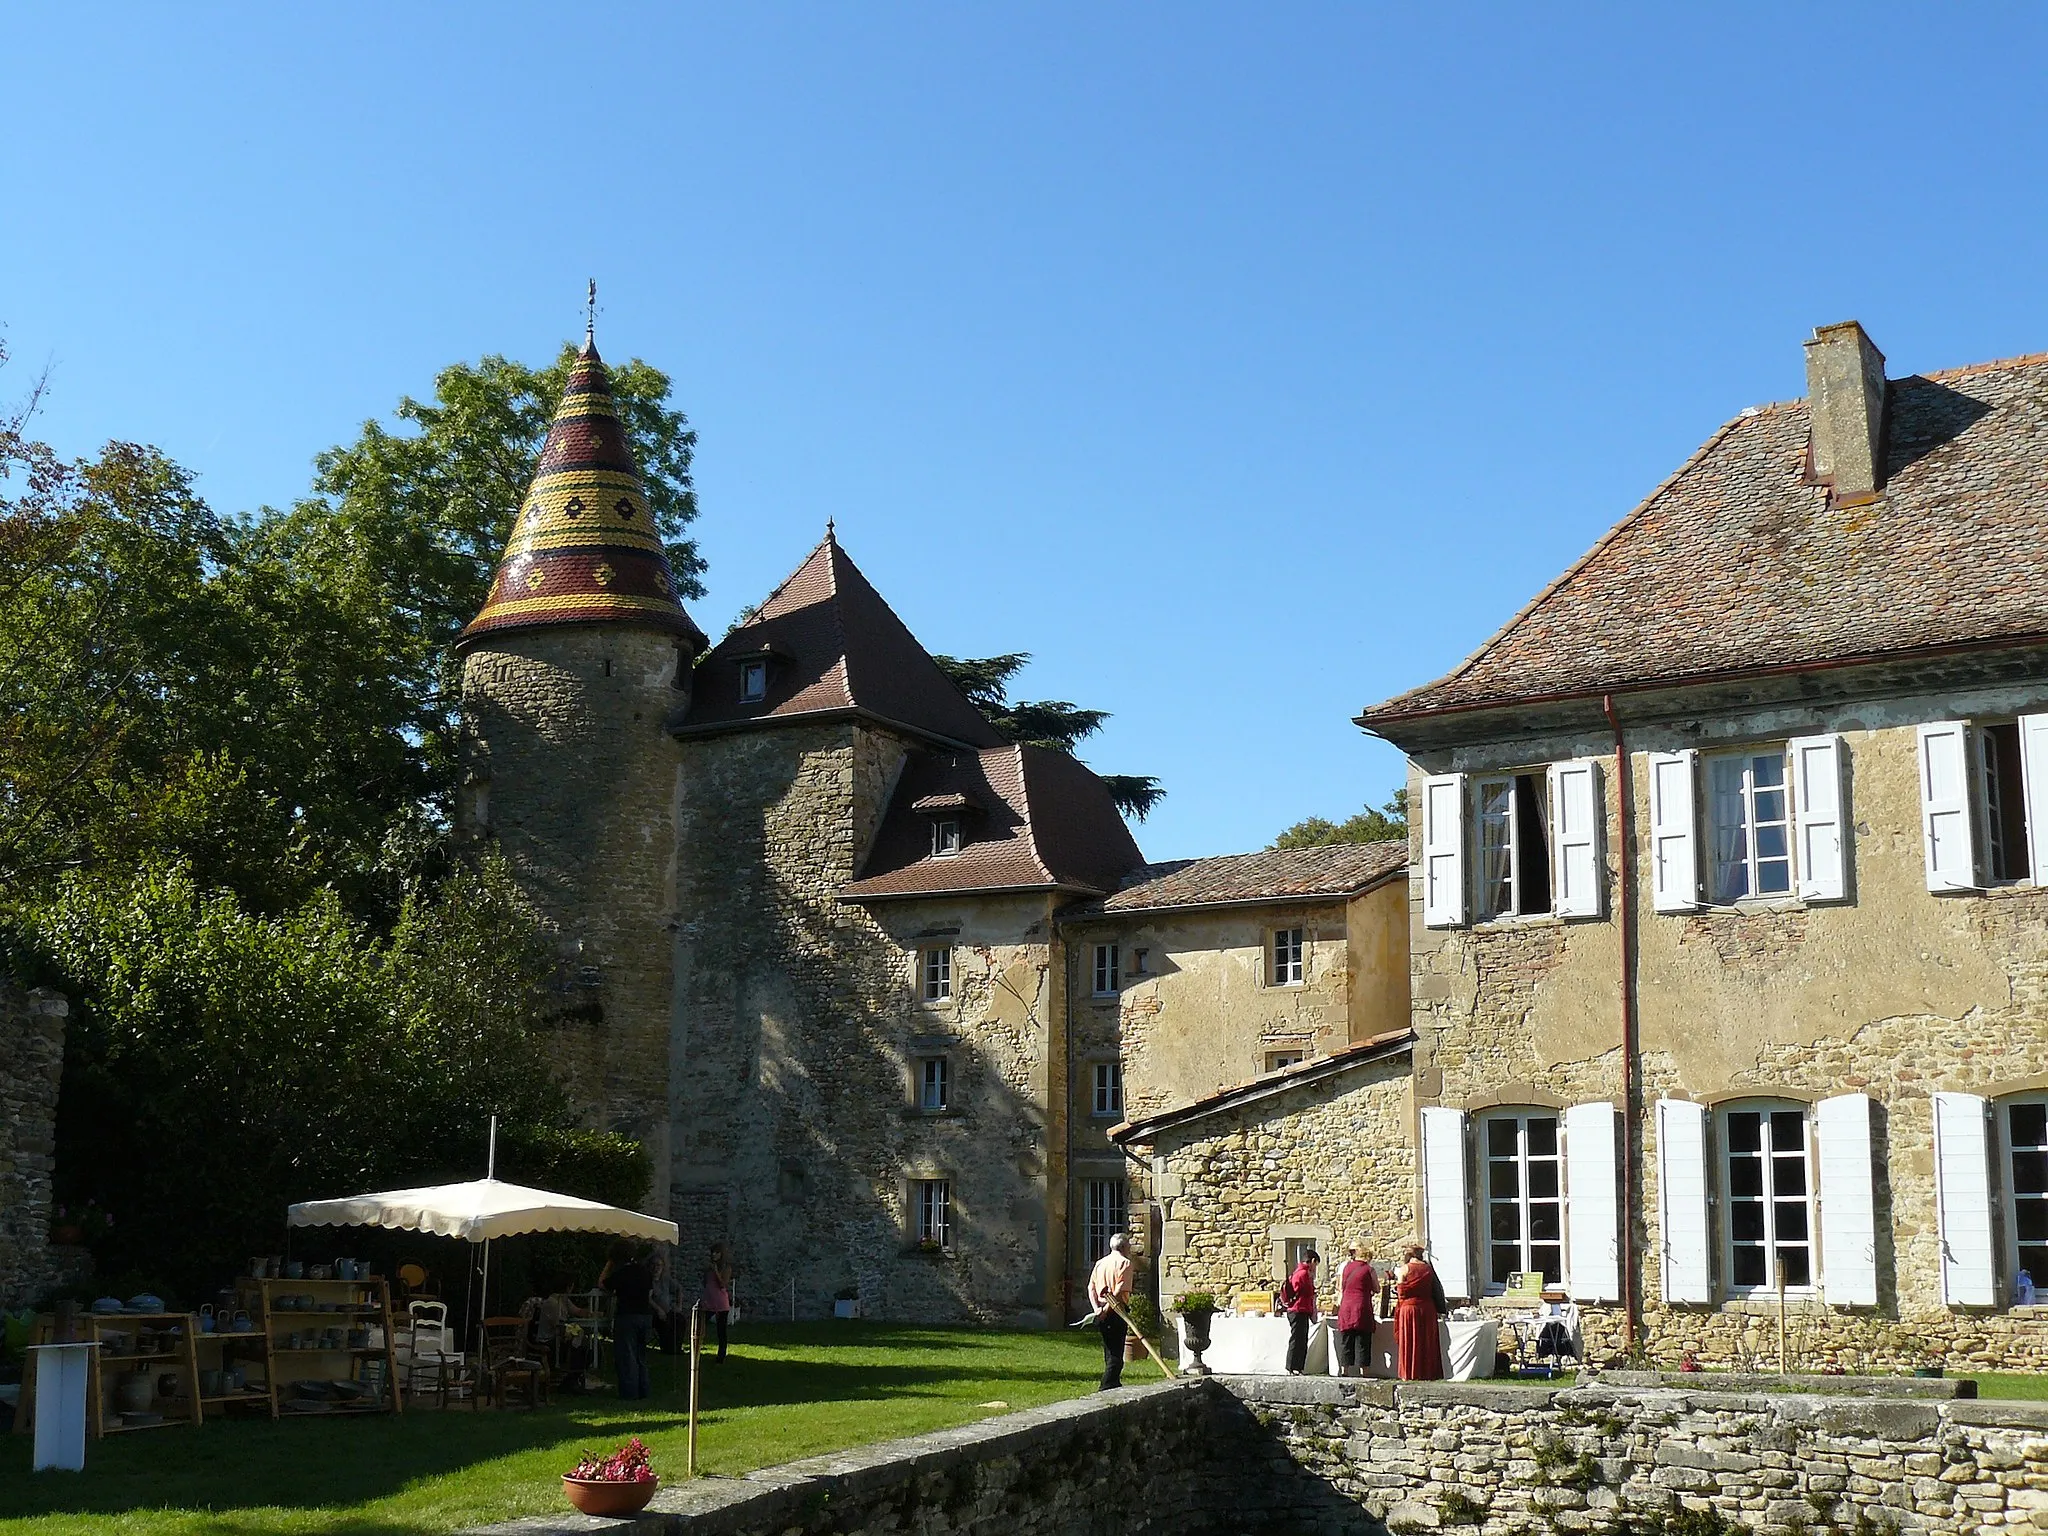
[479,1316,548,1410]
[401,1302,472,1409]
[395,1263,434,1300]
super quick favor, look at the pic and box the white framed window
[1092,1060,1123,1117]
[931,819,961,858]
[1283,1236,1320,1276]
[1265,1049,1306,1073]
[917,1055,949,1112]
[1721,1102,1814,1292]
[1919,716,2048,891]
[1475,773,1553,918]
[1482,1112,1563,1291]
[1708,750,1793,902]
[1083,1178,1127,1261]
[1092,943,1119,997]
[1270,927,1304,986]
[2003,1096,2048,1289]
[1980,724,2033,883]
[921,946,951,1001]
[738,659,767,702]
[914,1178,951,1248]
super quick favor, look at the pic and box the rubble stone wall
[0,976,67,1306]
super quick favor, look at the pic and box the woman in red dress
[1393,1244,1444,1381]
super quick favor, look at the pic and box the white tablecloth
[1361,1316,1498,1379]
[1183,1313,1330,1374]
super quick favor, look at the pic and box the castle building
[454,335,1410,1322]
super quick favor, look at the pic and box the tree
[1270,788,1408,849]
[933,652,1164,820]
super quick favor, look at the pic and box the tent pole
[487,1114,498,1180]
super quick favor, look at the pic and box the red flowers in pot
[563,1437,659,1516]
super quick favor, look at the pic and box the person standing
[1335,1243,1379,1378]
[1281,1249,1321,1375]
[1393,1244,1445,1381]
[600,1240,657,1400]
[700,1241,735,1362]
[1088,1232,1135,1390]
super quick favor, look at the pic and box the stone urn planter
[1176,1306,1216,1375]
[562,1477,658,1517]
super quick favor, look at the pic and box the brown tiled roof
[841,744,1145,901]
[1108,1028,1414,1144]
[679,535,1005,748]
[1360,351,2048,724]
[1067,840,1408,919]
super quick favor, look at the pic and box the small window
[1265,1049,1306,1073]
[917,1055,950,1112]
[2004,1097,2048,1287]
[1476,773,1553,918]
[1483,1112,1562,1290]
[921,946,951,1001]
[1092,943,1119,997]
[931,820,961,858]
[914,1178,951,1248]
[1271,928,1304,986]
[1131,947,1149,976]
[1283,1236,1320,1276]
[1708,751,1793,902]
[1083,1178,1127,1261]
[1722,1102,1814,1291]
[738,659,767,702]
[1979,723,2033,883]
[1092,1060,1124,1117]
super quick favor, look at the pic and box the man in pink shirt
[1087,1233,1135,1389]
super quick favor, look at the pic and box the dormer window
[739,660,768,703]
[932,819,961,858]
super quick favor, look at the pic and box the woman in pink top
[1335,1244,1379,1377]
[700,1241,734,1361]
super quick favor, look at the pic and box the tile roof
[678,535,1005,748]
[840,744,1145,901]
[1108,1028,1415,1144]
[1066,839,1408,918]
[1360,350,2048,724]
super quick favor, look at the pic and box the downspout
[1602,693,1642,1354]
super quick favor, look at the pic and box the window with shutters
[1270,927,1305,986]
[921,947,951,1002]
[1707,751,1794,902]
[1979,723,2034,883]
[1092,943,1120,997]
[1482,1112,1564,1290]
[1721,1102,1815,1292]
[1083,1178,1127,1261]
[1919,715,2048,891]
[2002,1096,2048,1291]
[1475,773,1553,918]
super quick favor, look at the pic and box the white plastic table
[27,1342,98,1472]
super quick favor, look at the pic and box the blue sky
[8,5,2048,859]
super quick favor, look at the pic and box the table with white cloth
[1183,1313,1331,1375]
[1362,1317,1498,1379]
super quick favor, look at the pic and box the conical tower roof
[455,341,705,653]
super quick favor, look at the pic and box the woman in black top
[600,1240,658,1400]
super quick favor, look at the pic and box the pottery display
[115,1369,156,1414]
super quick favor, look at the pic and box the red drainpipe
[1602,692,1642,1354]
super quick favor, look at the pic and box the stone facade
[0,976,68,1307]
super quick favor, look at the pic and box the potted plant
[564,1437,659,1516]
[1171,1292,1218,1375]
[1122,1293,1163,1363]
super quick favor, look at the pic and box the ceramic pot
[562,1478,658,1517]
[115,1370,155,1414]
[157,1372,182,1399]
[199,1370,224,1397]
[284,1261,304,1280]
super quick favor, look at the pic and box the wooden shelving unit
[252,1277,403,1420]
[83,1313,201,1436]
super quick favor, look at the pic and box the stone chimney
[1803,321,1887,507]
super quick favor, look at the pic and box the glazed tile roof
[679,535,1005,748]
[840,744,1145,901]
[1066,839,1408,919]
[457,341,705,652]
[1108,1028,1415,1144]
[1360,351,2048,724]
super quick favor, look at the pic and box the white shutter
[1931,1091,1998,1307]
[1655,1098,1712,1303]
[1548,760,1605,919]
[1790,734,1848,902]
[1917,722,1980,892]
[1420,1105,1472,1300]
[2018,713,2048,883]
[1563,1101,1620,1302]
[1648,751,1699,913]
[1815,1092,1878,1306]
[1420,774,1467,928]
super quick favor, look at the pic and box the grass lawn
[0,1324,1105,1536]
[1969,1372,2048,1400]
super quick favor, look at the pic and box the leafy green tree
[1270,789,1409,849]
[934,652,1164,820]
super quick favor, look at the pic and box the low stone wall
[1226,1375,2048,1536]
[0,978,68,1307]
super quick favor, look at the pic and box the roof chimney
[1803,321,1887,507]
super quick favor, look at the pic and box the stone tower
[453,334,706,1198]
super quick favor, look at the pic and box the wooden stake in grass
[1104,1300,1176,1381]
[687,1303,701,1479]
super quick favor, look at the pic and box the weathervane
[585,279,597,349]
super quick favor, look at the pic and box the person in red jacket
[1334,1243,1379,1378]
[1394,1244,1444,1381]
[1281,1250,1320,1375]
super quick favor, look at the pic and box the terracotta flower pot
[562,1477,658,1517]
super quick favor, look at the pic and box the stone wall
[0,977,68,1306]
[1147,1052,1416,1306]
[1229,1375,2048,1536]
